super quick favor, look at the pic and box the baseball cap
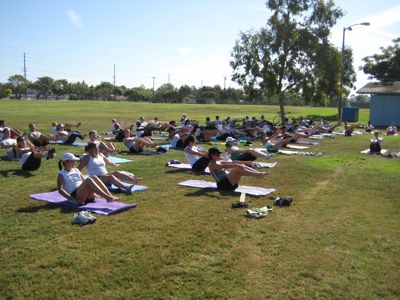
[61,153,80,161]
[225,137,236,143]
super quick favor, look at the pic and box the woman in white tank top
[78,143,140,193]
[57,153,120,204]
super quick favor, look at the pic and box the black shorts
[369,143,381,153]
[175,139,184,149]
[32,140,49,147]
[217,177,238,191]
[70,188,95,205]
[129,146,143,154]
[22,153,41,171]
[235,153,256,161]
[115,130,125,142]
[192,157,210,171]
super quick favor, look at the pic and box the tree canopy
[231,0,345,122]
[361,37,400,82]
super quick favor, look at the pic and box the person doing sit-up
[57,153,119,204]
[208,147,267,191]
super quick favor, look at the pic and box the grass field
[0,100,399,299]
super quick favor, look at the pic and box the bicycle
[272,111,292,126]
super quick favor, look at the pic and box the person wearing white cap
[57,153,119,204]
[225,137,272,161]
[54,123,85,145]
[78,142,140,192]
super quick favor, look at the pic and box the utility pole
[113,64,116,101]
[23,52,27,99]
[152,76,156,102]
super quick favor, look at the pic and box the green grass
[0,100,399,299]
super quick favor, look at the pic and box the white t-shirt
[169,134,180,148]
[262,124,272,133]
[28,131,42,139]
[184,146,201,166]
[0,138,17,159]
[59,168,82,194]
[370,137,383,144]
[19,152,32,166]
[87,155,108,176]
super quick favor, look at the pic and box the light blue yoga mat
[107,156,133,164]
[107,184,148,194]
[50,140,87,146]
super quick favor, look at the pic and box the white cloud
[66,9,83,29]
[178,47,192,54]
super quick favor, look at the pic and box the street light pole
[339,22,370,123]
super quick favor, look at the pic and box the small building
[357,81,400,126]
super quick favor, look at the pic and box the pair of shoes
[72,211,96,225]
[156,147,167,153]
[244,205,273,218]
[274,197,293,206]
[231,202,248,208]
[46,148,56,160]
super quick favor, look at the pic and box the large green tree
[231,0,344,123]
[33,76,54,99]
[8,74,29,99]
[361,37,400,82]
[52,79,69,99]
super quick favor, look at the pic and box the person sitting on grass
[208,147,267,191]
[57,153,119,205]
[0,127,17,160]
[369,131,383,154]
[183,135,210,172]
[51,121,82,135]
[225,136,272,161]
[54,124,86,145]
[365,121,374,133]
[344,121,354,137]
[15,136,55,171]
[0,120,23,140]
[88,130,116,157]
[261,132,300,153]
[123,128,155,153]
[103,119,134,142]
[28,122,54,147]
[386,122,397,136]
[78,142,140,193]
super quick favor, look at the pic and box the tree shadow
[165,169,208,176]
[0,169,34,178]
[303,114,338,122]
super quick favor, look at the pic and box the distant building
[357,81,400,126]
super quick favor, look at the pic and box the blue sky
[0,0,399,93]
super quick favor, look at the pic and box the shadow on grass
[184,188,264,199]
[303,114,338,122]
[0,169,34,178]
[165,169,209,176]
[17,203,76,214]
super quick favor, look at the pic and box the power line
[23,53,27,99]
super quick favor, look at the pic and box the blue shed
[357,81,400,126]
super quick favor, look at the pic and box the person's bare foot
[256,172,267,178]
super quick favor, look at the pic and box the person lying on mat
[191,124,217,143]
[386,123,397,136]
[51,121,82,135]
[88,130,116,157]
[369,131,383,154]
[183,135,210,172]
[0,120,23,140]
[28,123,54,147]
[102,119,134,142]
[208,147,267,191]
[0,127,17,160]
[123,128,155,153]
[78,142,139,192]
[225,136,272,161]
[167,127,191,149]
[261,132,300,153]
[15,136,55,171]
[58,153,119,204]
[54,124,86,145]
[215,120,237,141]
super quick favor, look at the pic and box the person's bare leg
[83,177,119,201]
[226,165,266,185]
[111,171,140,184]
[99,174,134,191]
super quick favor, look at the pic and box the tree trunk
[278,93,286,125]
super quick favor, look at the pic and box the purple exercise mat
[29,191,137,215]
